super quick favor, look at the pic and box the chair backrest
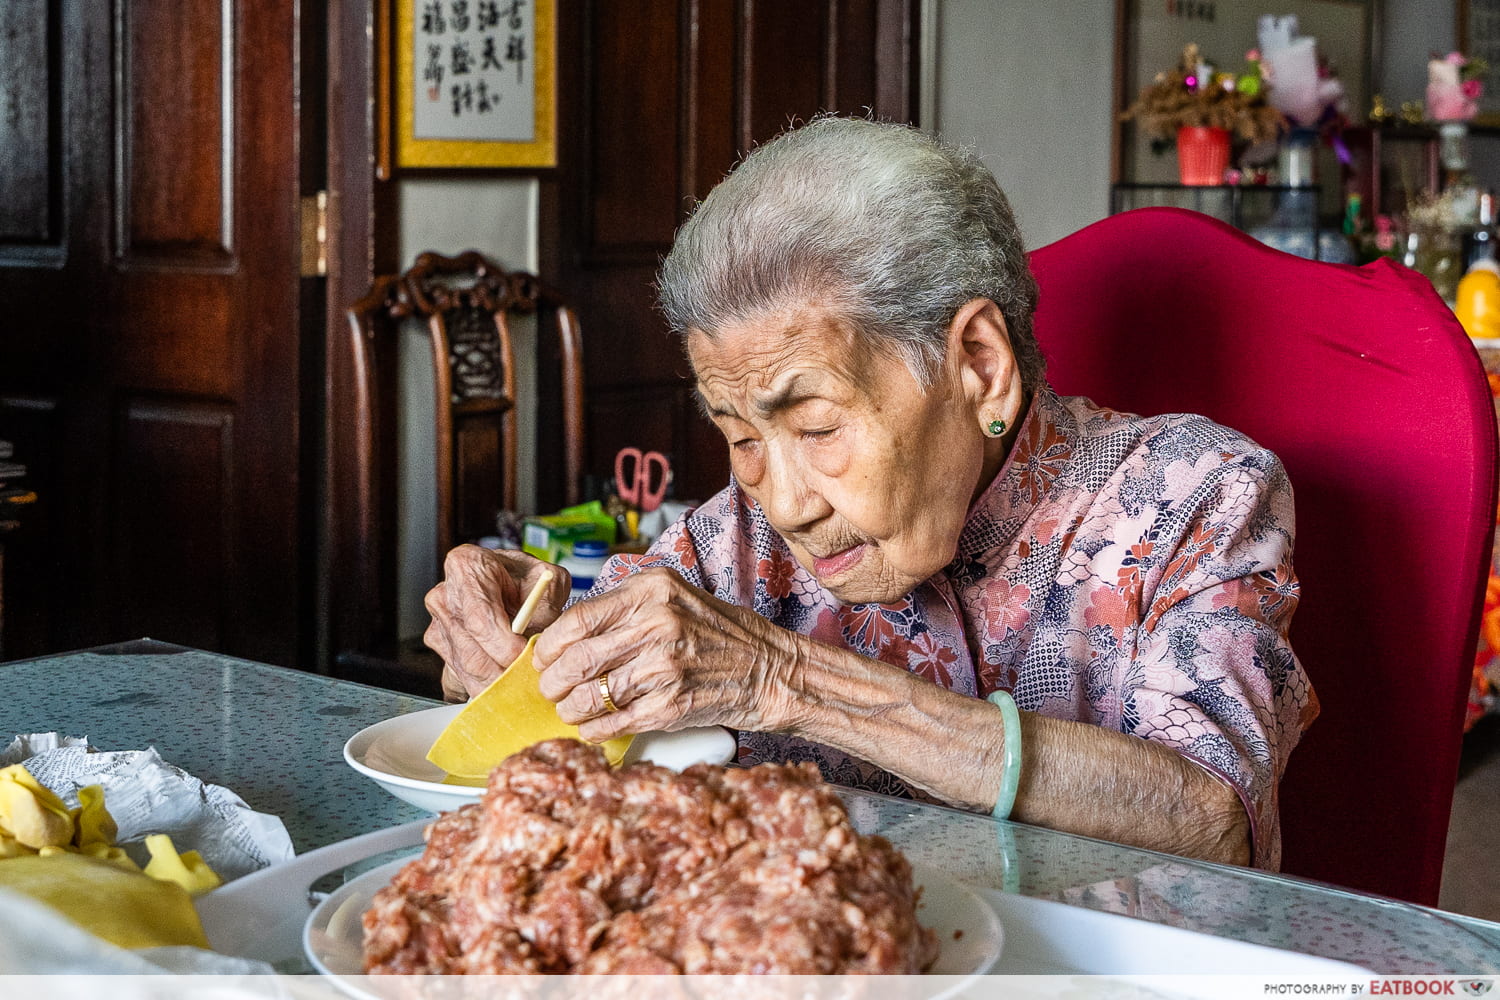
[1028,208,1498,905]
[327,250,585,669]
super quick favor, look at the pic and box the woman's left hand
[534,567,806,741]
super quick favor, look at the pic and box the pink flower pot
[1177,126,1231,185]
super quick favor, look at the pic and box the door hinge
[300,190,328,277]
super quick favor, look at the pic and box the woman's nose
[760,447,822,532]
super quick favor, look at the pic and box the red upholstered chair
[1028,207,1498,906]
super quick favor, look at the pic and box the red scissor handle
[614,448,670,512]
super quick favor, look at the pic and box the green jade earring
[987,418,1007,437]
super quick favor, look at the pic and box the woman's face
[688,306,1002,605]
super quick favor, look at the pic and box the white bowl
[344,704,739,813]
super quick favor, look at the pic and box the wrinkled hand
[424,545,573,701]
[534,568,805,741]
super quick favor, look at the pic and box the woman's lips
[812,543,868,579]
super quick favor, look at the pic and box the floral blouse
[588,387,1318,869]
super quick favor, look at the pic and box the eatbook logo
[1462,982,1493,997]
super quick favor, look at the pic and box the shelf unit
[1109,183,1342,261]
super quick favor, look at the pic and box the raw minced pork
[362,739,939,974]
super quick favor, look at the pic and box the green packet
[521,501,616,563]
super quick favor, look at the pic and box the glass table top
[2,640,1497,974]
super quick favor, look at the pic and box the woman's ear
[948,298,1023,419]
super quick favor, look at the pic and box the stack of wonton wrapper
[0,732,293,973]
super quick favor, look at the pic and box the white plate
[977,887,1371,976]
[344,704,739,813]
[304,854,1002,986]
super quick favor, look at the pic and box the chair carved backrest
[1028,208,1498,905]
[328,250,584,670]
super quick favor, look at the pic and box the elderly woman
[426,116,1316,870]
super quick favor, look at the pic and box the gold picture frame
[395,0,556,169]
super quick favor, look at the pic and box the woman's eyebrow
[693,388,737,421]
[751,374,824,417]
[694,373,829,420]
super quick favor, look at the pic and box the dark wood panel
[116,0,233,266]
[0,0,60,246]
[0,0,306,667]
[322,0,387,670]
[0,395,62,659]
[113,279,235,396]
[587,0,681,254]
[740,0,828,149]
[454,414,505,543]
[831,0,878,110]
[684,0,736,202]
[222,0,303,666]
[581,264,688,388]
[110,397,234,651]
[873,0,916,116]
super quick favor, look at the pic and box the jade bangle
[986,689,1022,821]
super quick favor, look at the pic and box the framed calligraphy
[396,0,556,168]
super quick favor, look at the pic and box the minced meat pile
[362,738,939,974]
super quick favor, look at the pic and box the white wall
[931,0,1117,251]
[1381,2,1454,110]
[396,177,538,639]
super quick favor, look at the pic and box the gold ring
[598,672,618,713]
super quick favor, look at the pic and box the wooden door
[539,0,918,509]
[0,0,308,664]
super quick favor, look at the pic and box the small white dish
[305,854,1002,986]
[344,704,739,813]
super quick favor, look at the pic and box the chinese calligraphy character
[452,82,473,116]
[450,39,473,76]
[481,35,503,72]
[414,0,532,138]
[423,43,445,98]
[450,1,471,32]
[506,32,527,83]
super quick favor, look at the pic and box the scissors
[614,447,670,512]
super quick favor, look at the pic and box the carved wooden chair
[326,250,585,692]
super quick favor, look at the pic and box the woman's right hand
[424,545,572,702]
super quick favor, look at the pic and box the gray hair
[657,115,1045,390]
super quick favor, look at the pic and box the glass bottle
[1409,227,1463,307]
[1463,191,1497,273]
[1440,121,1481,230]
[1278,127,1319,188]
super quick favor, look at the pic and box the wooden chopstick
[510,569,555,634]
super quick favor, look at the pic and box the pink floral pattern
[901,632,960,688]
[758,549,798,600]
[587,389,1315,869]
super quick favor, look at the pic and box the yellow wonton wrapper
[0,764,74,849]
[427,635,632,779]
[0,851,209,949]
[0,768,222,895]
[72,784,117,850]
[142,833,223,896]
